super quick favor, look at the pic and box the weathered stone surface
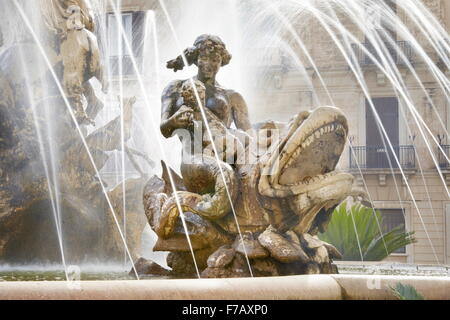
[201,267,234,278]
[313,246,330,264]
[301,233,342,260]
[301,233,342,261]
[130,257,171,277]
[305,262,321,275]
[167,248,215,275]
[153,234,207,252]
[166,252,198,276]
[232,232,268,259]
[202,252,252,278]
[258,226,309,263]
[301,233,325,249]
[323,243,343,260]
[230,253,252,277]
[251,259,279,277]
[320,262,338,275]
[285,231,301,245]
[207,245,235,268]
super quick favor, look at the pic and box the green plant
[318,203,416,261]
[390,283,425,300]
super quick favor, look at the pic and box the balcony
[438,145,450,170]
[351,41,414,67]
[349,145,416,170]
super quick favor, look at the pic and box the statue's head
[167,34,232,78]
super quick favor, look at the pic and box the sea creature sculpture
[143,106,367,277]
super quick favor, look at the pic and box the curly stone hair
[166,34,232,72]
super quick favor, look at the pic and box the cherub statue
[59,4,108,125]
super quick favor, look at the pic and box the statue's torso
[173,80,233,128]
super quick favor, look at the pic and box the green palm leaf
[318,203,416,261]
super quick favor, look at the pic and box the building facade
[248,0,450,265]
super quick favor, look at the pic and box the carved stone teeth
[286,156,294,167]
[304,138,310,147]
[286,147,302,168]
[289,122,346,165]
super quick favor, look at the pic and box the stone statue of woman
[160,34,252,153]
[141,34,357,278]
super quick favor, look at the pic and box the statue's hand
[170,105,194,129]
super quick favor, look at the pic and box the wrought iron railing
[349,145,416,169]
[351,41,414,66]
[438,145,450,169]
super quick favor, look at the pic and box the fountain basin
[0,275,449,300]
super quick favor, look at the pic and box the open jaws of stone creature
[259,107,370,214]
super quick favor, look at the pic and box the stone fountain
[0,0,366,276]
[137,33,370,278]
[0,0,450,302]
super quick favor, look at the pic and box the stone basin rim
[0,275,449,300]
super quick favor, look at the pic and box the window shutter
[132,11,146,72]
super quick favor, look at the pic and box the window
[379,208,407,254]
[107,11,145,76]
[366,97,399,168]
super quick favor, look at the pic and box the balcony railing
[438,145,450,169]
[349,145,416,170]
[351,41,413,66]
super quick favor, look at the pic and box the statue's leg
[60,31,95,126]
[85,30,109,94]
[63,75,89,124]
